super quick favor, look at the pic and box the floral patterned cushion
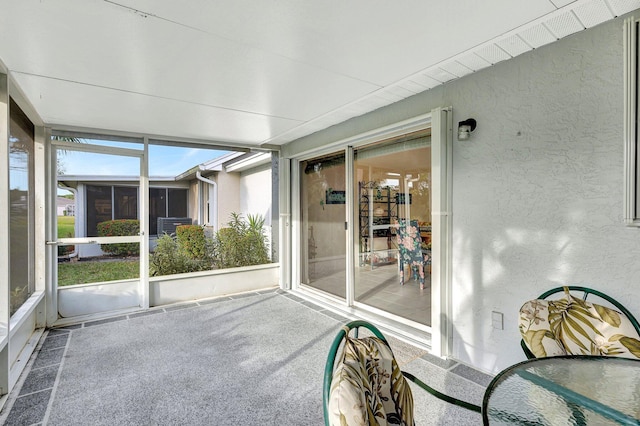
[519,288,640,359]
[327,336,414,426]
[396,219,425,288]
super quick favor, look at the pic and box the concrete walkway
[0,290,491,425]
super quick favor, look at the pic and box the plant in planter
[150,225,215,276]
[213,213,270,269]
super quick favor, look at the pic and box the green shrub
[97,219,140,256]
[176,225,207,259]
[149,232,214,277]
[214,213,269,269]
[149,234,191,276]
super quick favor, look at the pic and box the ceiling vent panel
[407,74,441,90]
[550,0,577,7]
[475,44,512,64]
[573,0,614,28]
[314,115,343,128]
[608,0,640,16]
[544,11,585,38]
[397,80,430,94]
[455,53,492,72]
[423,68,456,83]
[338,103,364,116]
[355,95,397,111]
[373,89,406,103]
[518,24,558,48]
[439,61,474,78]
[384,85,419,98]
[496,34,532,57]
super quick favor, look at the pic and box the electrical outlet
[491,311,504,330]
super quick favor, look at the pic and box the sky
[56,140,228,196]
[57,140,227,177]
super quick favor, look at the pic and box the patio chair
[396,219,426,289]
[519,286,640,359]
[323,320,480,426]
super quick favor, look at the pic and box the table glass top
[484,356,640,425]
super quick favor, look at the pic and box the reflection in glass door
[300,152,346,298]
[353,132,431,325]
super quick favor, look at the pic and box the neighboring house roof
[58,176,184,188]
[173,152,271,180]
[58,152,271,186]
[56,197,74,207]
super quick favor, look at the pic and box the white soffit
[268,0,639,145]
[0,0,638,148]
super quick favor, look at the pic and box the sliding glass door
[353,132,431,325]
[294,109,450,353]
[299,153,346,298]
[297,131,432,324]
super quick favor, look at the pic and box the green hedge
[214,213,269,269]
[149,232,214,276]
[176,225,207,259]
[97,219,140,256]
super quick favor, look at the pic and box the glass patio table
[482,355,640,425]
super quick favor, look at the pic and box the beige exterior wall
[188,180,199,225]
[240,164,272,227]
[215,170,241,230]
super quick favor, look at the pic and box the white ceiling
[1,0,638,149]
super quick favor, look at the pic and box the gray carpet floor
[0,290,490,425]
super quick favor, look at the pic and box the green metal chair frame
[520,286,640,359]
[323,320,481,426]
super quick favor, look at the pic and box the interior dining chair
[323,320,481,426]
[519,286,640,359]
[396,219,425,290]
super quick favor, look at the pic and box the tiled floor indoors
[306,261,431,325]
[0,290,491,425]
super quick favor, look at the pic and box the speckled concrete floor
[0,290,490,425]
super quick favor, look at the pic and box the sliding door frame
[291,107,453,355]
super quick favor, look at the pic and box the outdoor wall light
[458,118,477,140]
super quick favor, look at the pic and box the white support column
[33,125,47,327]
[430,107,453,358]
[280,157,292,290]
[140,138,150,309]
[0,72,9,397]
[45,128,58,326]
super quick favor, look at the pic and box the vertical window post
[624,16,639,225]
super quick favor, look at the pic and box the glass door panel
[353,133,431,325]
[300,152,346,298]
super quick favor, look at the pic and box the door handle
[46,241,58,246]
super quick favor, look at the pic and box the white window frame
[624,16,639,225]
[0,71,48,401]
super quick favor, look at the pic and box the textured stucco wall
[283,12,640,374]
[446,15,640,373]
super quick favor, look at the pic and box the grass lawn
[58,259,139,287]
[58,215,75,238]
[56,216,141,286]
